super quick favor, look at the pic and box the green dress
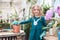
[19,16,46,40]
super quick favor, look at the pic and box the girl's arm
[19,18,32,24]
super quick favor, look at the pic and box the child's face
[32,6,41,16]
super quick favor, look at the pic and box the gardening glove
[40,31,46,39]
[12,21,19,25]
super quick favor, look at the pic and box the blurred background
[0,0,60,22]
[0,0,60,40]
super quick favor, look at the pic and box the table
[0,29,25,40]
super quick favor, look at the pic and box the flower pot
[12,25,20,33]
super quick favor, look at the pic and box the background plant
[43,4,51,14]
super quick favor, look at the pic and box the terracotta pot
[12,25,20,33]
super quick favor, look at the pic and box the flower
[45,9,54,20]
[55,6,60,16]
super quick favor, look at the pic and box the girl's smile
[32,5,42,17]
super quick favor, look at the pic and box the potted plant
[12,24,20,33]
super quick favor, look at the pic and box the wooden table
[0,29,25,40]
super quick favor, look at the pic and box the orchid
[45,9,54,20]
[55,6,60,16]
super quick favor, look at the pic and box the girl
[13,5,46,40]
[20,5,47,40]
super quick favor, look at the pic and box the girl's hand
[40,31,46,39]
[12,21,19,25]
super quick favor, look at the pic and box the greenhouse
[0,0,60,40]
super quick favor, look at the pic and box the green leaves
[0,23,10,28]
[27,0,31,2]
[43,4,50,14]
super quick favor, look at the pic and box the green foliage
[0,24,2,28]
[57,24,60,27]
[24,23,31,40]
[27,0,31,2]
[43,4,50,14]
[0,23,10,28]
[24,23,31,31]
[10,13,18,19]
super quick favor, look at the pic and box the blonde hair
[31,5,44,17]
